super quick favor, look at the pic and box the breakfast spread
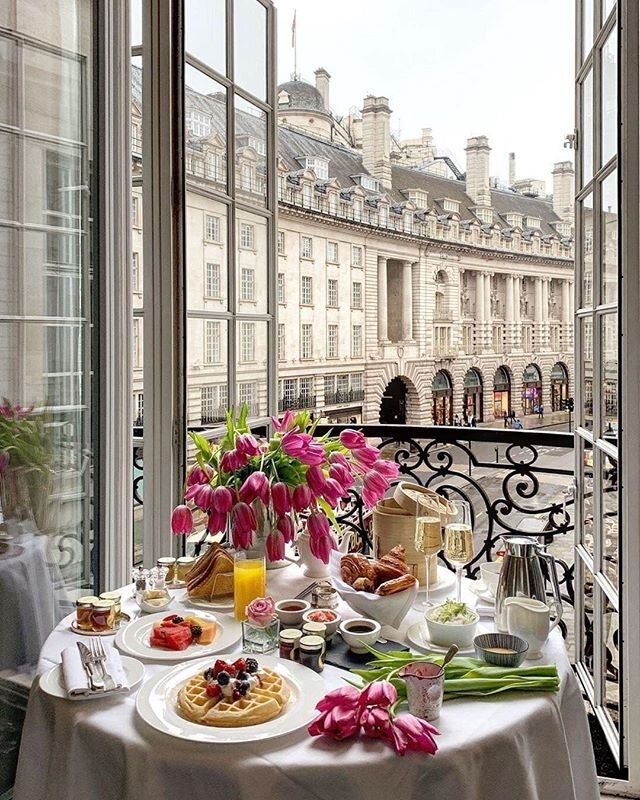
[150,614,218,651]
[177,657,290,727]
[75,596,119,632]
[186,544,234,601]
[340,545,418,595]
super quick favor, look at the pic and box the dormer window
[505,212,523,228]
[278,90,290,105]
[248,137,266,156]
[408,189,429,208]
[525,216,541,229]
[361,175,378,191]
[441,198,460,214]
[475,207,493,224]
[300,157,328,180]
[553,220,572,237]
[187,110,211,137]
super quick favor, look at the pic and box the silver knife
[77,642,104,692]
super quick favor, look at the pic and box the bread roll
[375,574,417,596]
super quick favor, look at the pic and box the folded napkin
[475,602,496,618]
[61,643,129,697]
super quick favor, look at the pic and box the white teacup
[479,562,502,596]
[505,597,559,659]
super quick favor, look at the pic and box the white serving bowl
[339,618,381,654]
[302,608,340,639]
[425,605,479,648]
[275,599,311,627]
[138,590,173,614]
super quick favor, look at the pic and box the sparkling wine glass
[414,494,443,609]
[443,500,474,602]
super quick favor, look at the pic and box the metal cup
[398,661,445,722]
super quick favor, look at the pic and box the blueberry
[216,670,230,686]
[245,658,259,674]
[236,670,248,681]
[238,680,251,695]
[203,668,213,681]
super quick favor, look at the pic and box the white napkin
[329,551,418,628]
[61,644,129,697]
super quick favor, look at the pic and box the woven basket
[372,499,438,586]
[392,482,458,525]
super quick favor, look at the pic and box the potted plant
[171,406,399,566]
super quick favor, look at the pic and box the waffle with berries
[177,658,290,727]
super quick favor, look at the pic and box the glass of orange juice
[233,552,266,620]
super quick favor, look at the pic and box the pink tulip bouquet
[170,406,399,563]
[308,681,439,756]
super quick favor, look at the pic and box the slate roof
[277,79,327,112]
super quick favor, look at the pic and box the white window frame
[351,324,363,358]
[240,267,255,301]
[301,235,313,259]
[351,245,363,266]
[239,222,255,250]
[301,274,313,305]
[204,320,222,364]
[205,214,221,242]
[301,323,313,360]
[327,278,338,307]
[327,324,339,358]
[205,262,221,299]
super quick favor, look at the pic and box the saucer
[469,582,496,605]
[406,621,484,656]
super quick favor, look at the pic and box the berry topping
[216,670,230,686]
[205,683,222,698]
[236,670,248,681]
[203,668,213,681]
[213,659,228,676]
[245,658,259,674]
[190,624,203,639]
[171,615,184,624]
[233,658,247,671]
[238,680,251,696]
[232,689,241,701]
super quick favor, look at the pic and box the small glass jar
[91,599,116,631]
[157,557,177,583]
[311,583,339,609]
[99,591,121,619]
[298,635,325,673]
[279,628,303,661]
[75,596,98,631]
[131,566,149,593]
[176,556,196,582]
[242,617,280,654]
[302,621,326,640]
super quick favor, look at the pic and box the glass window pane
[581,70,593,186]
[131,0,142,47]
[601,171,618,305]
[236,211,267,313]
[186,0,226,76]
[602,595,620,733]
[185,66,227,194]
[0,36,16,125]
[24,45,82,140]
[581,194,593,307]
[0,132,16,221]
[236,320,268,417]
[601,27,617,166]
[131,56,142,167]
[581,564,595,686]
[187,317,228,425]
[234,0,266,101]
[235,95,267,208]
[187,203,228,310]
[24,141,83,230]
[581,440,595,556]
[582,0,593,61]
[580,316,593,430]
[601,313,618,432]
[601,451,618,589]
[602,0,615,21]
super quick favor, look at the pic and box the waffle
[177,668,291,727]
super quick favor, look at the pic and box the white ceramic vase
[296,531,331,578]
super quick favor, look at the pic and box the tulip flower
[277,514,296,544]
[360,706,393,741]
[391,714,439,756]
[265,530,285,562]
[292,483,313,512]
[310,531,334,564]
[297,442,327,466]
[322,477,345,507]
[207,509,227,534]
[235,432,260,456]
[171,504,193,535]
[329,463,354,491]
[307,509,330,540]
[339,429,367,450]
[308,686,361,741]
[239,471,270,504]
[329,451,351,469]
[192,483,216,512]
[0,450,9,473]
[220,449,248,473]
[305,465,327,497]
[212,485,234,514]
[359,680,397,709]
[361,469,389,508]
[231,502,256,550]
[271,409,296,433]
[352,445,380,469]
[280,429,312,458]
[271,482,292,516]
[371,459,400,479]
[187,464,214,486]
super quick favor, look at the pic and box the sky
[274,0,575,191]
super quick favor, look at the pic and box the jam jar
[99,591,121,619]
[302,621,326,640]
[75,596,98,631]
[311,583,339,609]
[91,599,115,631]
[176,556,196,582]
[298,635,325,673]
[157,557,177,583]
[279,629,303,661]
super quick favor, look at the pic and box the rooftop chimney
[508,152,516,186]
[552,161,575,224]
[314,67,330,111]
[361,95,392,189]
[465,136,492,206]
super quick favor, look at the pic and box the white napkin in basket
[329,551,418,628]
[61,644,129,697]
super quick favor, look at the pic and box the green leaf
[189,430,212,457]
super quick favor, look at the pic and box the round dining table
[14,563,599,800]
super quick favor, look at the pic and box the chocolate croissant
[341,553,375,586]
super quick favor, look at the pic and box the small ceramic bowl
[425,606,479,648]
[479,562,502,596]
[339,618,381,654]
[474,632,529,667]
[302,608,340,639]
[275,599,311,627]
[138,589,172,614]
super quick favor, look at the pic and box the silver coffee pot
[495,537,563,632]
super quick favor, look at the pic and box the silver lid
[502,536,540,557]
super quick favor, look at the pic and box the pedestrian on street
[514,418,523,430]
[503,410,508,428]
[454,414,461,426]
[509,410,516,425]
[538,404,544,420]
[470,414,477,428]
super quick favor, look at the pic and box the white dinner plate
[136,654,326,743]
[406,621,490,656]
[183,595,235,613]
[39,655,145,701]
[115,611,241,662]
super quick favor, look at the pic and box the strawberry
[233,658,247,672]
[206,683,222,698]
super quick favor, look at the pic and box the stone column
[505,275,514,352]
[513,276,522,350]
[542,279,551,350]
[475,271,485,351]
[401,261,413,340]
[562,279,572,350]
[377,256,388,341]
[534,277,543,350]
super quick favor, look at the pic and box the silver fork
[90,639,116,692]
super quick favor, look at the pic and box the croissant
[352,576,376,592]
[376,574,417,596]
[341,553,375,586]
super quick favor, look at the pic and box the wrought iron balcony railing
[324,389,365,406]
[278,395,316,412]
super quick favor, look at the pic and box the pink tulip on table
[276,514,296,544]
[339,429,367,450]
[359,680,397,709]
[391,714,439,756]
[211,485,234,514]
[171,504,193,535]
[265,530,285,562]
[271,482,292,515]
[308,686,361,741]
[292,483,313,512]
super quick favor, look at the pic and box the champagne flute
[414,494,443,609]
[443,500,474,602]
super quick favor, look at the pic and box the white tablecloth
[14,564,599,800]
